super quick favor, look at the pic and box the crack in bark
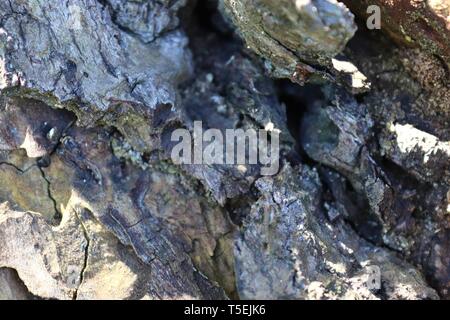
[72,209,90,300]
[37,165,62,224]
[0,161,26,173]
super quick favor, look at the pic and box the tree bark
[0,0,449,299]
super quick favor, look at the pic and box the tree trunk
[0,0,448,299]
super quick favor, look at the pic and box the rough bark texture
[0,0,449,300]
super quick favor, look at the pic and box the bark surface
[0,0,449,299]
